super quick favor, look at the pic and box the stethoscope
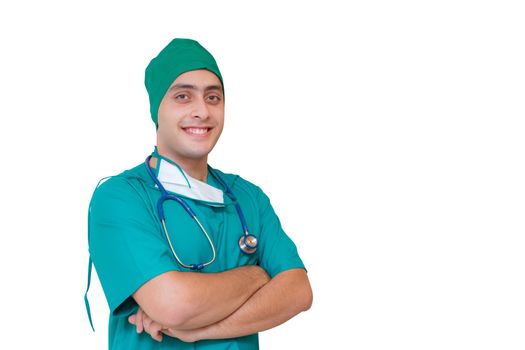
[144,155,258,270]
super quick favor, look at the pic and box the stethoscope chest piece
[239,234,258,254]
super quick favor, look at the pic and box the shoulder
[210,168,271,208]
[211,168,259,194]
[90,162,152,209]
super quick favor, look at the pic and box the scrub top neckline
[147,148,235,207]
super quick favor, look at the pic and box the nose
[190,95,210,120]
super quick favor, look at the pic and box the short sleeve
[88,177,179,315]
[255,188,306,278]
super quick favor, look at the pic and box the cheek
[158,98,186,122]
[157,115,182,139]
[215,111,225,127]
[158,109,183,130]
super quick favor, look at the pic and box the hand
[161,326,203,343]
[128,307,166,342]
[128,308,203,343]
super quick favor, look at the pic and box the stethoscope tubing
[144,155,257,270]
[145,156,215,270]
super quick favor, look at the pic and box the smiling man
[86,38,312,349]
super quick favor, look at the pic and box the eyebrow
[168,84,223,93]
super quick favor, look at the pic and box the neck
[178,159,208,182]
[154,147,209,182]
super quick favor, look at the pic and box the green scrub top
[87,153,305,350]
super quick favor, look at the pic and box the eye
[174,93,190,102]
[206,95,222,104]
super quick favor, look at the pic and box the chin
[185,149,212,160]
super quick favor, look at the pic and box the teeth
[185,128,208,135]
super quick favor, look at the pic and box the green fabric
[145,38,224,128]
[88,153,305,350]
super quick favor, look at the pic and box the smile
[183,127,211,135]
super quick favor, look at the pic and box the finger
[142,314,153,333]
[142,316,163,342]
[128,314,136,325]
[155,333,164,342]
[136,308,144,334]
[161,328,174,338]
[152,324,164,342]
[152,332,163,342]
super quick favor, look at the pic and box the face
[156,69,225,165]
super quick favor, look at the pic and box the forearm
[177,265,270,329]
[169,268,312,340]
[133,265,270,329]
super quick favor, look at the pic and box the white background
[0,1,524,349]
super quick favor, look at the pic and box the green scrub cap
[145,38,224,128]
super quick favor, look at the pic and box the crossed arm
[129,266,312,342]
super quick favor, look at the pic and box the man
[86,38,312,349]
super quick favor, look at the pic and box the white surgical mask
[154,155,225,206]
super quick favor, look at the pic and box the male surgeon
[86,38,312,349]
